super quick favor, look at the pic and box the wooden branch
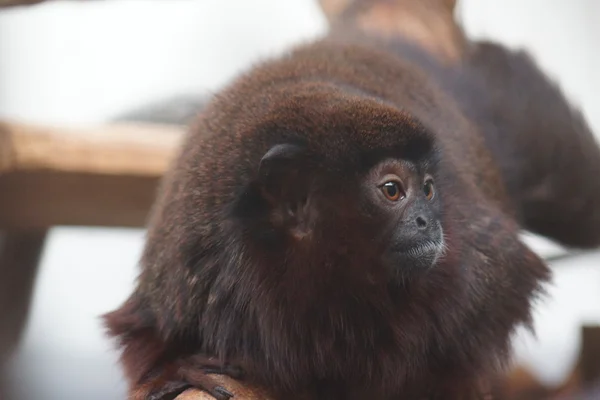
[319,0,465,63]
[0,120,182,229]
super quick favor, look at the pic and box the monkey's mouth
[391,237,446,271]
[406,239,444,261]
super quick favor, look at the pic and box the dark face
[362,158,444,273]
[249,142,444,280]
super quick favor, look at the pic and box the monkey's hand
[145,356,245,400]
[179,356,245,400]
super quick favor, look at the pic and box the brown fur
[104,17,600,400]
[463,41,600,248]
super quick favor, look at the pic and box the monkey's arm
[104,295,260,400]
[151,371,274,400]
[467,41,600,249]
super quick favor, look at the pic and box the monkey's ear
[257,143,309,204]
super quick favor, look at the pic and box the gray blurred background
[1,1,600,399]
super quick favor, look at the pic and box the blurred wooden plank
[0,121,182,176]
[0,170,162,228]
[0,0,94,7]
[0,0,45,6]
[1,0,56,7]
[319,0,456,20]
[0,121,183,229]
[318,0,464,63]
[580,326,600,385]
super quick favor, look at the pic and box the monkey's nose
[415,216,428,229]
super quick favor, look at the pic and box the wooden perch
[319,0,464,63]
[0,120,182,228]
[0,120,182,176]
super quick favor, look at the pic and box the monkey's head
[223,84,448,297]
[246,141,445,277]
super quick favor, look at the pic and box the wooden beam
[0,170,161,228]
[0,229,47,365]
[0,121,182,176]
[0,0,99,7]
[0,121,183,229]
[1,0,56,7]
[580,326,600,386]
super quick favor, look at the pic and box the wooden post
[580,326,600,386]
[0,229,47,365]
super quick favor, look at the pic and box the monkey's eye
[423,179,435,200]
[381,181,405,202]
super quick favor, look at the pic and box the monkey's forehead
[184,36,476,178]
[198,80,438,167]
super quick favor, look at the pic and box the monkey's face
[361,158,445,274]
[245,139,445,284]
